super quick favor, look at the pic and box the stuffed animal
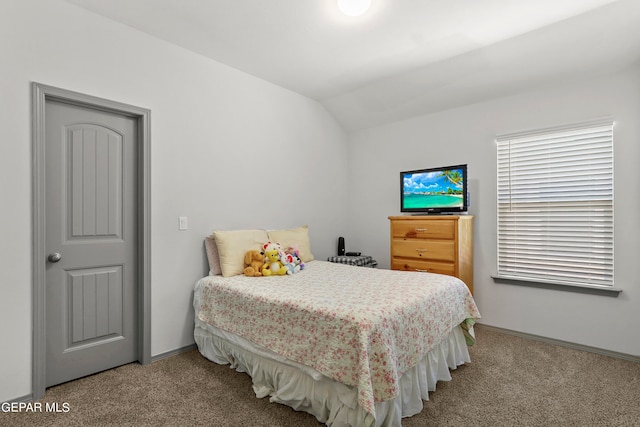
[243,250,265,277]
[282,252,300,275]
[261,242,288,276]
[285,245,305,271]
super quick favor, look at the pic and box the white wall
[0,0,348,401]
[347,65,640,357]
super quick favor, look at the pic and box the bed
[194,229,480,427]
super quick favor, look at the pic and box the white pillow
[213,229,269,277]
[267,225,314,263]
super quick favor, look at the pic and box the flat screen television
[400,164,468,214]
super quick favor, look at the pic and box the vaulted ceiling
[64,0,640,130]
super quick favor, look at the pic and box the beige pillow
[213,229,269,277]
[267,225,314,263]
[204,236,222,276]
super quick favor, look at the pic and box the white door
[45,99,138,387]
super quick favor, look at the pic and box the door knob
[48,252,62,263]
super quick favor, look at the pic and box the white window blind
[496,122,614,288]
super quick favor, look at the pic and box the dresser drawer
[391,219,455,240]
[391,258,456,276]
[391,239,455,262]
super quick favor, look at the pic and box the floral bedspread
[194,260,480,418]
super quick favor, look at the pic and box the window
[496,121,614,289]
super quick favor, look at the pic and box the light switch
[179,216,188,230]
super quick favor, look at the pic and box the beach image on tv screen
[403,168,464,209]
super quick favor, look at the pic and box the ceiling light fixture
[337,0,371,17]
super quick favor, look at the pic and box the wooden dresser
[389,215,474,294]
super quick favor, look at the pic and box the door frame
[31,83,151,400]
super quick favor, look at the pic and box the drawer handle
[415,248,428,253]
[415,228,428,232]
[415,269,429,272]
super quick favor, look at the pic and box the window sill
[491,274,622,297]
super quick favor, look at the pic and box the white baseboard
[151,343,197,363]
[2,393,33,404]
[477,323,640,363]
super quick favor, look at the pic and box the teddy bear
[243,249,265,277]
[261,242,288,276]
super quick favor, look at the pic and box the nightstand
[326,255,378,268]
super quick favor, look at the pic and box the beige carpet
[4,325,639,426]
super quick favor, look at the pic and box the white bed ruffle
[194,317,470,427]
